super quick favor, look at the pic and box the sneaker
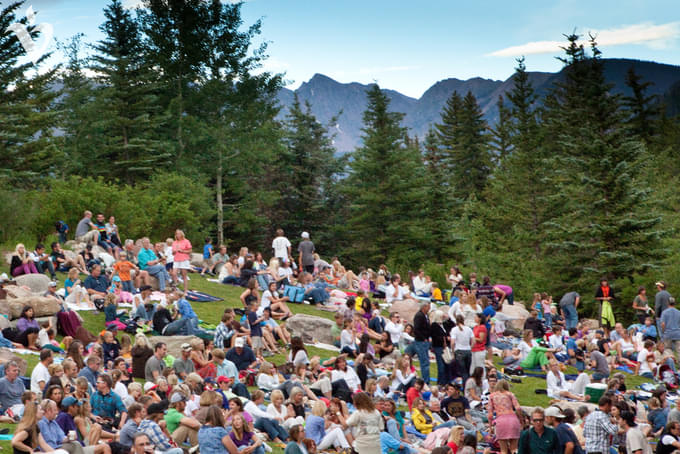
[188,445,200,454]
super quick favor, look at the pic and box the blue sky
[16,0,680,97]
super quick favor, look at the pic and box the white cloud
[488,21,680,57]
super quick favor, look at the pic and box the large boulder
[6,297,61,319]
[14,274,51,294]
[390,299,421,324]
[499,302,531,330]
[190,253,203,267]
[65,240,87,252]
[285,314,336,344]
[3,285,33,300]
[0,349,28,375]
[148,335,195,358]
[63,250,78,262]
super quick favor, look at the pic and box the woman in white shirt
[340,320,357,357]
[260,281,293,319]
[447,267,463,289]
[288,337,311,367]
[450,314,473,381]
[390,355,416,392]
[331,356,361,392]
[256,361,283,391]
[267,389,304,429]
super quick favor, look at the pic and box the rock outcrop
[285,314,336,344]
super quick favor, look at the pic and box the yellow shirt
[355,296,364,312]
[432,288,443,301]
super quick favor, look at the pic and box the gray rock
[148,335,196,357]
[0,315,9,330]
[499,302,531,331]
[6,297,61,319]
[390,299,421,324]
[14,274,51,294]
[190,253,203,267]
[285,314,336,344]
[0,349,28,375]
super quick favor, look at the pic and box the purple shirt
[16,318,39,333]
[229,430,254,448]
[495,285,513,295]
[56,412,83,445]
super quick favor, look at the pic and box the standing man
[583,396,620,454]
[560,291,580,331]
[272,228,292,262]
[661,297,680,359]
[75,211,99,245]
[518,407,560,454]
[406,301,431,385]
[298,232,315,274]
[656,281,673,334]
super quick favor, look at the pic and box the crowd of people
[3,216,680,454]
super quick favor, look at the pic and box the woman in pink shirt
[172,229,193,291]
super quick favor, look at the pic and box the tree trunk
[216,151,223,246]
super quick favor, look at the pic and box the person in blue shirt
[138,238,171,291]
[200,237,215,276]
[38,398,83,452]
[78,355,102,388]
[91,374,127,430]
[641,316,658,341]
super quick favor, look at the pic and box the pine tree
[344,84,427,265]
[435,91,491,200]
[278,95,342,245]
[489,95,513,164]
[0,0,60,185]
[88,0,171,183]
[623,66,660,144]
[543,35,665,300]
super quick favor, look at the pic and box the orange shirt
[113,260,135,281]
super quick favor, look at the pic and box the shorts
[251,336,264,349]
[202,258,213,267]
[173,260,191,270]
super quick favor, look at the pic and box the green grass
[0,264,658,450]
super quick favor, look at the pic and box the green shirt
[164,408,184,434]
[518,426,560,454]
[330,324,342,343]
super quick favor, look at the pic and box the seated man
[138,237,171,292]
[587,348,611,382]
[90,374,127,430]
[93,213,119,259]
[138,402,183,454]
[30,243,56,281]
[38,398,85,454]
[0,360,25,421]
[75,211,100,245]
[546,360,590,401]
[50,242,88,274]
[523,310,545,339]
[225,337,258,371]
[164,393,199,448]
[83,265,109,302]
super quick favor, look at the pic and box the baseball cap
[181,343,192,351]
[143,382,157,392]
[301,231,309,239]
[112,275,121,282]
[48,281,57,287]
[545,407,565,418]
[234,337,245,348]
[61,396,82,408]
[656,281,666,288]
[170,393,187,404]
[216,375,231,384]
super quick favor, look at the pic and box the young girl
[229,414,264,454]
[542,293,553,327]
[119,333,132,360]
[104,294,126,330]
[340,319,357,357]
[531,293,543,321]
[101,330,120,369]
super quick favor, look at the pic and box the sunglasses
[532,418,545,422]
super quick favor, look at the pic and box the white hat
[234,337,245,348]
[170,392,187,404]
[143,382,157,392]
[545,406,565,418]
[0,273,9,283]
[301,231,309,239]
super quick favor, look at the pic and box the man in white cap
[172,343,195,380]
[298,231,315,274]
[225,337,258,371]
[545,406,565,428]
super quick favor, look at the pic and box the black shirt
[523,317,545,339]
[431,322,447,348]
[413,310,430,342]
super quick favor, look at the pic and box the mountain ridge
[276,58,680,153]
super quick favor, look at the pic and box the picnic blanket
[185,290,223,302]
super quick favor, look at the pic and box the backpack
[283,285,305,303]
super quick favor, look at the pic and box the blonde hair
[494,379,510,392]
[128,382,142,394]
[14,243,27,260]
[259,362,273,375]
[119,333,132,353]
[134,333,151,349]
[68,267,79,280]
[186,372,203,384]
[270,389,284,403]
[311,400,327,417]
[448,426,464,445]
[190,338,204,350]
[211,348,225,360]
[430,310,445,324]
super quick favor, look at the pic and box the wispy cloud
[358,65,419,74]
[123,0,247,9]
[488,22,680,57]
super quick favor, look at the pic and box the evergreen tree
[344,84,427,265]
[435,90,491,200]
[623,66,660,144]
[543,35,665,301]
[88,0,170,183]
[277,95,342,245]
[0,0,60,184]
[489,95,513,164]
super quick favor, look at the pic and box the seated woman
[11,401,50,454]
[267,389,304,430]
[306,400,351,451]
[9,244,38,277]
[198,405,236,453]
[229,414,264,454]
[545,360,590,401]
[260,281,293,320]
[64,268,92,309]
[613,329,638,365]
[261,307,292,345]
[517,330,556,372]
[4,305,40,350]
[411,397,454,434]
[219,255,240,284]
